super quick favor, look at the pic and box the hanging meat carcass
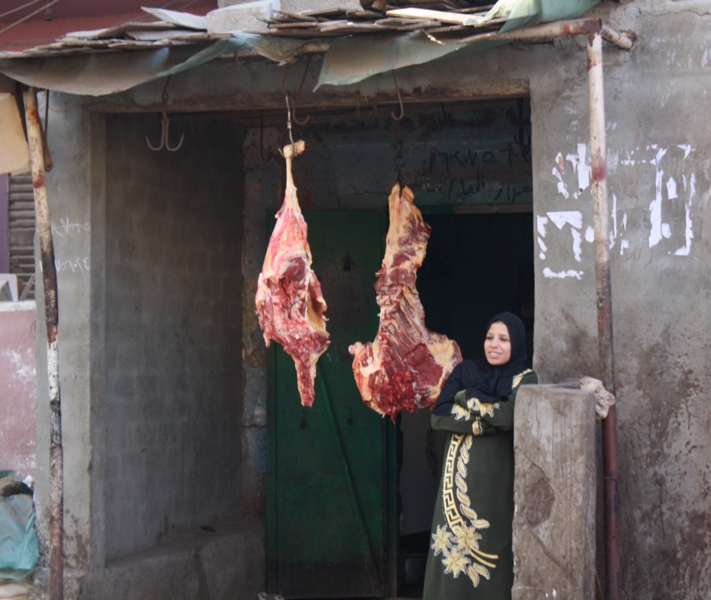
[349,183,462,419]
[255,141,329,407]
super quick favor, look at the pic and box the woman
[422,312,537,600]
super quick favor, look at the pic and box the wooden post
[22,86,64,600]
[587,31,620,600]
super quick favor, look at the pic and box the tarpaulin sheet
[316,0,601,87]
[498,0,602,32]
[315,32,502,89]
[0,0,601,95]
[0,34,307,97]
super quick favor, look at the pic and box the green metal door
[267,210,397,598]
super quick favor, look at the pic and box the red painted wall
[0,302,36,479]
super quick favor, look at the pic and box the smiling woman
[484,321,511,366]
[423,312,537,600]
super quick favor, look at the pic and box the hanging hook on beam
[146,76,184,152]
[292,55,312,126]
[391,70,404,121]
[278,92,297,160]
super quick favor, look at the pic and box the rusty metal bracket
[145,76,184,152]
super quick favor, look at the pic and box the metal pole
[587,32,620,600]
[23,86,64,600]
[458,18,635,50]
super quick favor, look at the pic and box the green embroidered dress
[422,361,538,600]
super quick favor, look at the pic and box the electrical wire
[0,0,63,37]
[0,0,43,21]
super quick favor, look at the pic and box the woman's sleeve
[455,370,539,432]
[431,410,496,436]
[432,362,467,416]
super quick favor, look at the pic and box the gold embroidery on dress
[513,368,533,389]
[466,396,498,418]
[432,434,499,587]
[452,405,471,421]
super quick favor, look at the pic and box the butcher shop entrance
[264,97,533,598]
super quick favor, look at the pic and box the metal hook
[277,93,297,159]
[146,76,184,152]
[146,109,184,152]
[292,55,312,126]
[391,70,404,121]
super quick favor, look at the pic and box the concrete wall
[31,98,262,599]
[102,113,243,559]
[29,1,711,598]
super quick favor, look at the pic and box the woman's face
[484,321,512,366]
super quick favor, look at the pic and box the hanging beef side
[255,141,329,407]
[349,183,462,419]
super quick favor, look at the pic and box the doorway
[398,209,534,596]
[263,98,533,598]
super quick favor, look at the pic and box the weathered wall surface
[33,92,94,588]
[530,4,711,598]
[0,301,36,478]
[102,113,244,559]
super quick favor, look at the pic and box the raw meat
[255,141,329,407]
[349,183,462,419]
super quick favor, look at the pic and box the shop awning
[0,0,611,174]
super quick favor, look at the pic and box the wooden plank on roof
[62,21,177,40]
[386,7,485,26]
[126,29,212,41]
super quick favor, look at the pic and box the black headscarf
[433,312,528,414]
[472,312,528,398]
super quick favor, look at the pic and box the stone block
[207,1,278,34]
[512,384,596,600]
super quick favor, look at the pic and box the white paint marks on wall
[543,267,584,280]
[537,215,549,238]
[585,226,594,243]
[571,228,582,262]
[674,172,695,256]
[608,193,630,253]
[547,211,583,231]
[552,167,569,199]
[537,215,549,260]
[566,143,591,198]
[666,177,678,200]
[541,210,584,264]
[678,144,692,158]
[537,237,548,260]
[649,147,669,247]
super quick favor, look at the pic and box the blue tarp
[0,472,38,580]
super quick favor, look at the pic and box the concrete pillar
[513,384,596,600]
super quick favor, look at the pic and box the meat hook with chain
[146,76,184,152]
